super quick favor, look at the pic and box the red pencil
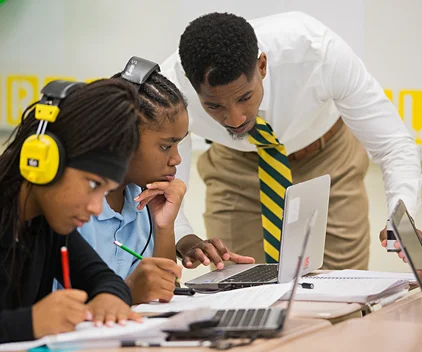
[61,246,72,289]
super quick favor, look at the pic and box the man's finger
[182,255,200,268]
[208,238,230,260]
[381,239,387,247]
[229,251,256,264]
[187,248,211,266]
[200,241,225,269]
[379,228,387,242]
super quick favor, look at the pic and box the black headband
[67,151,129,184]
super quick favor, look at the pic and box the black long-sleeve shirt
[0,216,132,343]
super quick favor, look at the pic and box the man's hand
[379,227,422,263]
[87,293,142,327]
[125,257,182,304]
[32,290,91,338]
[177,235,255,270]
[134,179,186,230]
[379,227,407,262]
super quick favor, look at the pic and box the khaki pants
[197,122,370,270]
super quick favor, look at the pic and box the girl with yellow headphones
[0,78,143,343]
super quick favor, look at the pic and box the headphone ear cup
[46,131,66,184]
[19,132,66,185]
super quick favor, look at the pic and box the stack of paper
[293,277,409,303]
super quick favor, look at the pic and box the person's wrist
[154,226,175,238]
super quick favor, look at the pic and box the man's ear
[257,52,267,80]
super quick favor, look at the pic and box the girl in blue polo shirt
[79,59,187,304]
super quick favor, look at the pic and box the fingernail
[223,253,230,260]
[85,311,93,321]
[95,321,103,327]
[134,196,140,201]
[146,183,151,188]
[119,319,127,326]
[106,320,114,327]
[217,262,224,270]
[137,317,143,322]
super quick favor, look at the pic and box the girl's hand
[134,179,186,230]
[87,293,142,327]
[32,290,90,338]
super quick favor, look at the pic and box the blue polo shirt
[79,183,154,279]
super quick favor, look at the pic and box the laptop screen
[390,200,422,286]
[283,209,318,318]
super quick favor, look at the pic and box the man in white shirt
[163,12,421,269]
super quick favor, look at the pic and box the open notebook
[0,319,167,352]
[290,276,409,303]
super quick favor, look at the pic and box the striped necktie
[248,116,293,263]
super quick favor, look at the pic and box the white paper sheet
[133,284,291,313]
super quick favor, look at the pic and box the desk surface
[365,289,422,323]
[279,318,422,352]
[276,289,422,352]
[79,317,331,352]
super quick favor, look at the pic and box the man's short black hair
[179,12,259,92]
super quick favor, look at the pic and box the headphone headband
[121,56,160,85]
[36,81,87,123]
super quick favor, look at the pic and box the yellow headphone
[19,80,86,185]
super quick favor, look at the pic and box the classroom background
[1,0,421,282]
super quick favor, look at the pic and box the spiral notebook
[291,275,409,303]
[312,270,417,283]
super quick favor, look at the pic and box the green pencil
[113,240,180,282]
[113,240,143,260]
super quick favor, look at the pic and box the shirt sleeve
[161,53,196,241]
[319,32,422,218]
[56,231,132,305]
[174,133,195,241]
[0,306,33,343]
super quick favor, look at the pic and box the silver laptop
[186,175,330,290]
[167,211,317,340]
[390,199,422,287]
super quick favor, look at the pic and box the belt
[288,118,344,162]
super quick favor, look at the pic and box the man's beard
[227,129,249,140]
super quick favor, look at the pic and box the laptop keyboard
[215,308,270,328]
[221,265,278,283]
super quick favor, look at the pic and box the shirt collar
[96,184,143,221]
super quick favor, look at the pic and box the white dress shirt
[161,11,422,240]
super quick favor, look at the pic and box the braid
[116,70,187,129]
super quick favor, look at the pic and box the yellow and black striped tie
[248,116,292,263]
